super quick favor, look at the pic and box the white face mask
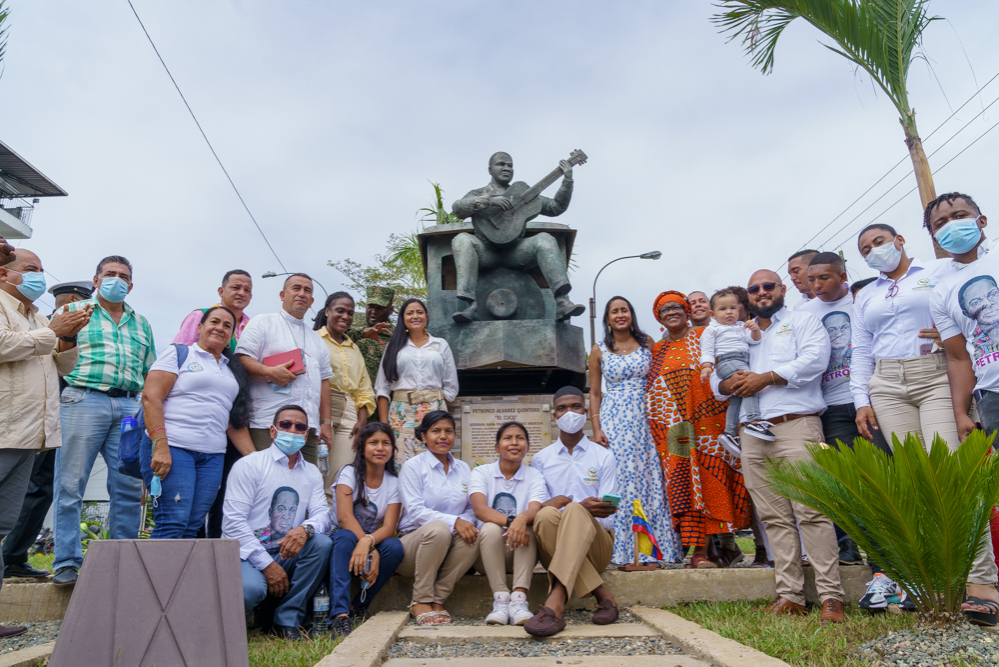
[864,239,902,273]
[556,411,586,434]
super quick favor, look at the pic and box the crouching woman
[396,411,479,625]
[470,421,548,626]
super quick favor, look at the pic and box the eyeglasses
[747,282,778,294]
[276,420,309,433]
[885,282,900,299]
[659,305,686,315]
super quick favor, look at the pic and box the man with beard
[347,286,395,394]
[687,291,711,328]
[713,270,845,622]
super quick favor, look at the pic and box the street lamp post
[261,271,330,300]
[589,251,662,349]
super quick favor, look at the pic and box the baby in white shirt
[698,290,771,453]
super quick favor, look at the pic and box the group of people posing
[1,189,998,641]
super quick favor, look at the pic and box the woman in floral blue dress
[589,296,682,565]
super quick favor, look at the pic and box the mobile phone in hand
[600,494,621,508]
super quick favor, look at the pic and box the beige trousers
[868,354,961,450]
[473,522,537,594]
[534,504,614,599]
[325,394,358,502]
[397,520,480,606]
[741,416,844,606]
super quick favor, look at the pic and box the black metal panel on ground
[49,539,248,667]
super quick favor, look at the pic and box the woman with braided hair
[645,291,752,569]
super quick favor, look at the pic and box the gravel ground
[856,621,999,666]
[0,620,60,654]
[388,637,681,659]
[411,609,637,626]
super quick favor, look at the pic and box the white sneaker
[859,573,901,611]
[509,592,532,625]
[486,591,510,625]
[744,421,777,441]
[718,432,742,457]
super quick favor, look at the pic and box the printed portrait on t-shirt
[821,311,852,375]
[353,499,379,534]
[492,492,517,518]
[254,486,299,547]
[959,275,999,362]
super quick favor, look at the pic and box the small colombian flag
[631,499,663,560]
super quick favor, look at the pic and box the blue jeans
[54,387,144,571]
[716,352,760,434]
[241,533,333,628]
[140,442,223,539]
[330,530,404,616]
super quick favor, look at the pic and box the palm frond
[0,0,9,66]
[712,0,939,135]
[765,430,999,618]
[418,181,462,226]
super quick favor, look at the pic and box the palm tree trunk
[904,133,949,259]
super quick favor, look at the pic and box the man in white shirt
[235,274,334,465]
[223,405,333,640]
[524,387,619,637]
[926,191,999,622]
[788,249,818,310]
[715,270,846,623]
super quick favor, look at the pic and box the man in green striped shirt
[52,255,157,587]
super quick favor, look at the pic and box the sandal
[685,554,718,569]
[414,611,438,626]
[963,597,999,627]
[434,610,452,623]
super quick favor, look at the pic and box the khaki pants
[473,522,537,594]
[741,416,844,606]
[248,428,320,465]
[534,504,613,599]
[397,521,480,607]
[325,393,358,502]
[868,354,961,450]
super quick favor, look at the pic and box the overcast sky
[4,1,999,347]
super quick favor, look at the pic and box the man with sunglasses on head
[223,405,333,640]
[712,271,846,623]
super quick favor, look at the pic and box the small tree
[765,430,999,623]
[714,0,948,257]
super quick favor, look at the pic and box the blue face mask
[99,276,129,303]
[935,217,983,255]
[274,431,306,456]
[6,270,46,301]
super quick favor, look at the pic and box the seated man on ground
[223,404,333,639]
[525,387,619,637]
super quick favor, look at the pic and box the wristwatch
[59,336,77,343]
[320,419,332,425]
[303,524,315,537]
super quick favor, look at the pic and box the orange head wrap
[653,291,690,321]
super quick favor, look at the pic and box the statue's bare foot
[556,296,585,321]
[453,302,478,323]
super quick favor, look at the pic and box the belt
[392,389,444,404]
[100,387,140,399]
[767,412,820,426]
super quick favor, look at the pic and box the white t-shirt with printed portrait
[330,464,402,534]
[800,292,855,407]
[468,461,548,529]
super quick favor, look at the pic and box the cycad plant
[765,430,999,622]
[713,0,947,257]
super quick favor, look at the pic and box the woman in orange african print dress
[646,291,751,569]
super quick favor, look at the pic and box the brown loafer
[0,624,27,639]
[762,596,806,616]
[524,606,566,637]
[820,598,845,623]
[591,598,619,625]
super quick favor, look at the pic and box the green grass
[247,629,345,667]
[736,536,756,554]
[27,553,53,573]
[670,599,917,667]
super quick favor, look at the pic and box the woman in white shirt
[396,411,478,625]
[141,307,255,538]
[328,422,404,637]
[469,421,547,626]
[852,223,960,449]
[374,299,459,465]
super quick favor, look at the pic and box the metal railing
[0,196,37,227]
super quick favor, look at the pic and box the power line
[125,0,287,272]
[793,69,999,253]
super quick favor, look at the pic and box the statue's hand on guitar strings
[559,159,573,181]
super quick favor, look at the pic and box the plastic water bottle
[317,443,330,475]
[120,416,138,438]
[313,583,330,631]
